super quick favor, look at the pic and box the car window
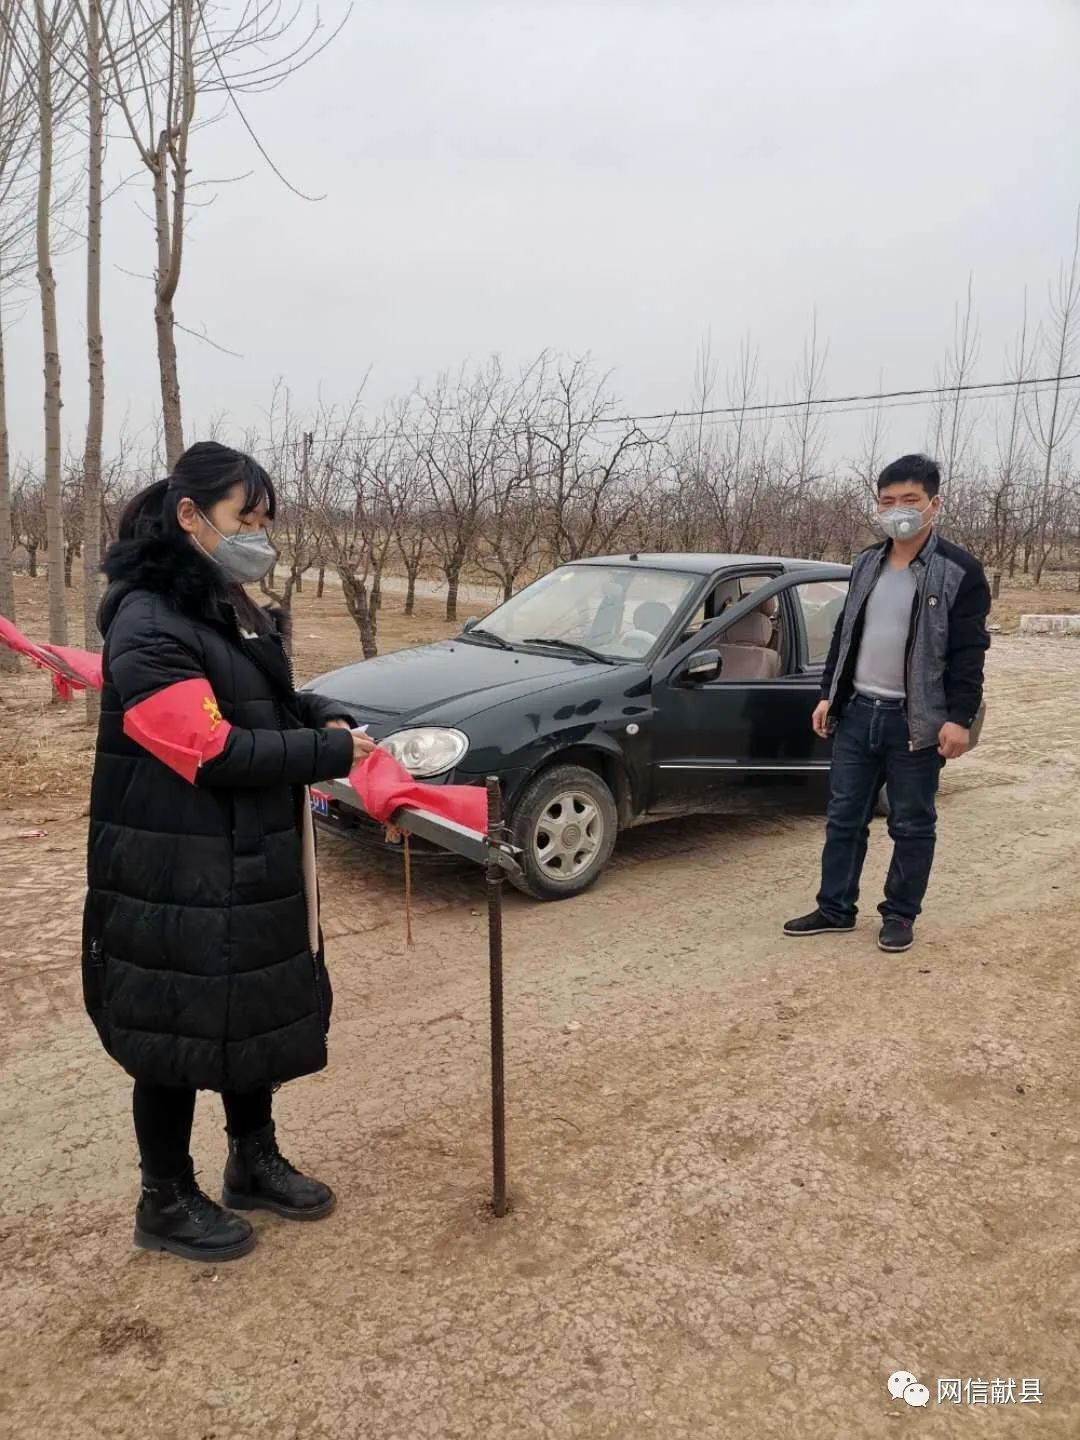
[677,571,779,645]
[483,565,700,660]
[794,580,849,665]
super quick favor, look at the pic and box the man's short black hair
[877,453,941,497]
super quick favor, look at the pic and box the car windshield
[473,564,700,660]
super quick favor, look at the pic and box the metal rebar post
[486,776,508,1217]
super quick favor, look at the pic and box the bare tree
[303,398,378,657]
[388,429,432,616]
[100,0,347,468]
[257,388,320,616]
[475,422,543,602]
[12,467,47,576]
[15,0,78,644]
[785,311,828,493]
[0,4,38,666]
[929,276,980,490]
[1027,210,1080,585]
[358,429,401,613]
[410,358,519,622]
[80,0,105,717]
[0,290,14,667]
[698,336,766,551]
[533,356,655,565]
[988,293,1034,592]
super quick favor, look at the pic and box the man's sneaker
[783,908,856,937]
[878,917,915,953]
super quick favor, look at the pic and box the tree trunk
[27,544,39,578]
[154,292,183,470]
[295,570,303,594]
[371,564,382,611]
[339,569,378,659]
[64,542,77,588]
[404,570,417,616]
[153,136,184,469]
[445,567,461,622]
[316,565,325,599]
[1033,544,1048,587]
[83,0,105,723]
[35,0,67,646]
[991,570,1001,600]
[0,305,17,672]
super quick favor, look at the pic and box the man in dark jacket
[784,454,991,953]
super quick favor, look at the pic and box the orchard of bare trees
[2,1,1080,668]
[0,0,345,693]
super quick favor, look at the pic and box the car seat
[713,602,781,680]
[620,600,673,657]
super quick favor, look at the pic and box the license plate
[310,790,330,818]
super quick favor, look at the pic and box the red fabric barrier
[349,744,488,835]
[0,615,103,699]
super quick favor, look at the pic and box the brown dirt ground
[2,573,1080,1439]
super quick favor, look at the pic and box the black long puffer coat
[82,533,356,1091]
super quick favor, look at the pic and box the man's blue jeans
[816,695,944,925]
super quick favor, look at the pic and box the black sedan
[303,553,851,899]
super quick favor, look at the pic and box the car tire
[509,764,618,901]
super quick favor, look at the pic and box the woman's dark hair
[118,441,277,541]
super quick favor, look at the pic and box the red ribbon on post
[348,745,489,834]
[0,615,104,699]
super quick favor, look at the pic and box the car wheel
[509,764,618,900]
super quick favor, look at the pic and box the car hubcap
[534,792,603,880]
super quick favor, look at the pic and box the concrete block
[1018,613,1080,636]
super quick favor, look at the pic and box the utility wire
[258,370,1080,452]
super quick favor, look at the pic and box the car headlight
[380,727,470,777]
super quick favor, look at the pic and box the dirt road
[2,634,1080,1438]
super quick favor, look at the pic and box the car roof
[574,552,849,577]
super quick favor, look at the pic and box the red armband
[123,678,232,784]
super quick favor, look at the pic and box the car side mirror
[462,617,479,633]
[684,648,722,684]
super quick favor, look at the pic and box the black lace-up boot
[222,1122,336,1220]
[134,1160,256,1262]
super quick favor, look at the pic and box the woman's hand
[324,719,376,766]
[351,732,377,765]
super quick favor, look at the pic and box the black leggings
[133,1082,273,1179]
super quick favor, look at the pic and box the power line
[598,371,1080,428]
[252,369,1080,453]
[659,378,1080,433]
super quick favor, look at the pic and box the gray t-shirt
[853,563,917,699]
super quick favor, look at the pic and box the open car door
[646,567,850,815]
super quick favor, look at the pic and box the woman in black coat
[83,442,373,1262]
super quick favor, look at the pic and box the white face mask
[877,500,934,541]
[197,512,278,584]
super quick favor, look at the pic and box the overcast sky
[7,0,1080,465]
